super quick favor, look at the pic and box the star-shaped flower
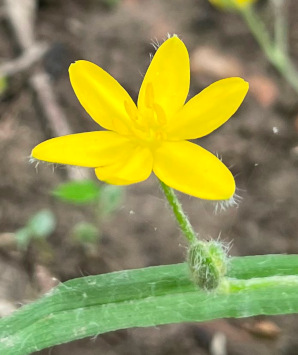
[32,36,248,200]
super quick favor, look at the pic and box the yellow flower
[209,0,256,10]
[32,36,248,200]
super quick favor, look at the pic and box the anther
[144,82,155,109]
[153,103,167,125]
[124,100,138,121]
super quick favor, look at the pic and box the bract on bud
[187,240,228,291]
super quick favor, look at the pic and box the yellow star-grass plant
[4,37,298,355]
[32,36,248,201]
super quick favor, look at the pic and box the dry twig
[3,0,87,180]
[0,43,48,77]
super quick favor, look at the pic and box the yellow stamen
[124,100,138,121]
[153,103,167,126]
[144,82,154,109]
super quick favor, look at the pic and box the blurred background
[1,0,298,354]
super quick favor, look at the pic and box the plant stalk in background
[210,0,298,94]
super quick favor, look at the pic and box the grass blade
[1,254,298,355]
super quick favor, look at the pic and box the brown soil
[1,0,298,354]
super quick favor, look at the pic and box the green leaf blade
[1,255,298,355]
[27,209,56,238]
[52,180,101,204]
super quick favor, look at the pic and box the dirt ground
[1,0,298,354]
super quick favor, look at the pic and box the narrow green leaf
[27,209,56,238]
[1,255,298,355]
[0,77,8,95]
[14,228,31,250]
[72,222,100,244]
[14,210,56,250]
[99,185,123,216]
[52,180,101,204]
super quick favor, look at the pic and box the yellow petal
[167,78,249,140]
[153,141,235,200]
[95,146,153,185]
[31,131,133,168]
[137,36,190,119]
[69,60,136,135]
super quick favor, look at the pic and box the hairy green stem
[158,180,229,290]
[158,180,197,244]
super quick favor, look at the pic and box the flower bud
[187,240,228,291]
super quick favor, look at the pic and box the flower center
[124,83,167,148]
